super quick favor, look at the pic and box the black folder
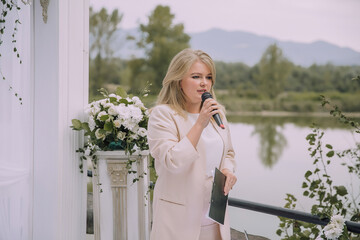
[209,168,228,225]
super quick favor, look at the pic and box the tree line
[89,6,360,104]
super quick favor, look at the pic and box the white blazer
[148,104,236,240]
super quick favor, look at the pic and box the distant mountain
[190,28,360,66]
[103,28,360,66]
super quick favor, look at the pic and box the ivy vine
[0,0,30,105]
[277,94,360,239]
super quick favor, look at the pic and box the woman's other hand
[222,168,237,196]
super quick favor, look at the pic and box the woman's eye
[192,76,200,79]
[206,76,213,80]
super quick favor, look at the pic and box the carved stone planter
[92,151,150,240]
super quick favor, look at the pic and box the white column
[93,151,151,240]
[32,0,89,239]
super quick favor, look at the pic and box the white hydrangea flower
[315,236,324,240]
[109,93,116,98]
[117,104,131,120]
[123,119,137,130]
[323,223,343,240]
[132,96,140,102]
[331,215,345,229]
[117,131,126,140]
[88,117,96,131]
[95,129,106,140]
[132,96,145,108]
[99,99,108,107]
[129,105,143,123]
[85,104,100,116]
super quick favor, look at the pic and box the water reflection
[252,123,287,167]
[228,119,360,240]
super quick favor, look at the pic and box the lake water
[227,116,360,239]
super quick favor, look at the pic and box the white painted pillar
[93,151,151,240]
[32,0,89,239]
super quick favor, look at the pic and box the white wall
[32,0,89,239]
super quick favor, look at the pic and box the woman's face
[180,60,213,112]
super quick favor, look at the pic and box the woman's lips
[197,89,207,93]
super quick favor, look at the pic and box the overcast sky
[90,0,360,52]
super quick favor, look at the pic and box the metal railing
[228,197,360,234]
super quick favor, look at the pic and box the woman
[148,49,237,240]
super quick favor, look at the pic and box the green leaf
[109,97,117,103]
[82,122,91,133]
[326,150,334,157]
[98,88,109,97]
[325,144,333,149]
[116,87,127,98]
[100,115,109,121]
[302,182,308,188]
[335,185,348,196]
[98,129,107,135]
[119,98,129,104]
[71,119,83,130]
[104,121,113,131]
[305,170,312,178]
[303,230,311,237]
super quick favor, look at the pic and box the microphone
[201,92,225,129]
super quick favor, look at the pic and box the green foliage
[277,96,360,239]
[254,44,293,99]
[89,7,124,99]
[130,5,190,93]
[215,61,251,90]
[321,95,360,134]
[89,7,122,59]
[87,5,360,111]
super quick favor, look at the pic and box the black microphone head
[201,92,213,102]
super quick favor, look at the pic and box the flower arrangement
[71,87,149,173]
[316,215,348,240]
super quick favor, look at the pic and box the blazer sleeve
[148,105,200,174]
[220,114,236,173]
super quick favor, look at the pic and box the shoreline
[227,111,360,118]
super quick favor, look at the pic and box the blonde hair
[156,48,218,117]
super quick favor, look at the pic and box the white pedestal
[92,151,151,240]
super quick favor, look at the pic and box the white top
[186,113,224,177]
[187,113,224,226]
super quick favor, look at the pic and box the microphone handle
[213,113,225,129]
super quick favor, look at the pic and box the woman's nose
[200,77,207,86]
